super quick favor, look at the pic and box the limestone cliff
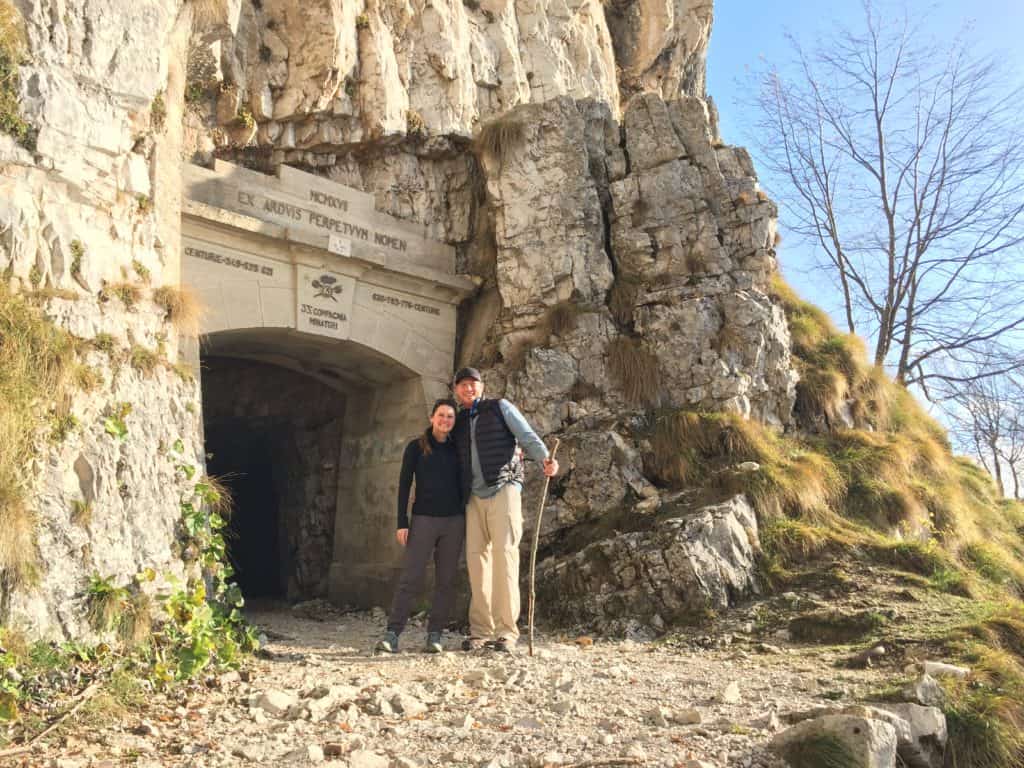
[2,0,796,638]
[0,0,205,637]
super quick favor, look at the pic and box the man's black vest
[453,398,524,500]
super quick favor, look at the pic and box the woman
[376,398,464,654]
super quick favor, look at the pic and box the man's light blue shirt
[469,399,549,499]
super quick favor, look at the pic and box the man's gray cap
[453,367,482,384]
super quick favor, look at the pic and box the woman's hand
[396,528,409,546]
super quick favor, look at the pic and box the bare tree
[944,372,1024,498]
[753,2,1024,391]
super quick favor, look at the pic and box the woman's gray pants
[387,514,465,635]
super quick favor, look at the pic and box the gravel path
[42,600,895,768]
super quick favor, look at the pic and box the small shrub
[152,284,205,336]
[102,402,132,440]
[236,106,255,129]
[476,115,525,166]
[69,239,85,277]
[49,411,78,442]
[73,363,103,391]
[0,1,32,149]
[344,77,356,98]
[406,109,426,138]
[607,336,660,405]
[90,332,117,353]
[129,344,159,376]
[184,80,207,104]
[131,259,151,284]
[86,574,130,634]
[355,12,370,29]
[27,264,41,287]
[71,498,92,528]
[150,91,166,131]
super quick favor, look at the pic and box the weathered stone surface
[871,703,948,768]
[901,674,946,708]
[535,495,760,631]
[771,715,898,768]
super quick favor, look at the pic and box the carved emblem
[312,274,343,301]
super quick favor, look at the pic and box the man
[450,367,558,652]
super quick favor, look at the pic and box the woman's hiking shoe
[486,638,513,653]
[375,631,399,654]
[425,632,443,654]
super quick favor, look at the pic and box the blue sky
[706,1,1024,316]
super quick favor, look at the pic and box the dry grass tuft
[102,281,142,310]
[541,301,581,341]
[152,284,205,336]
[476,115,525,166]
[607,336,661,405]
[608,277,640,327]
[129,344,160,376]
[0,285,77,584]
[569,378,602,403]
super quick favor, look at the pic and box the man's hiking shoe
[461,637,486,651]
[486,638,513,654]
[425,632,443,654]
[375,631,399,654]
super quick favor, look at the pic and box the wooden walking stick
[528,438,560,657]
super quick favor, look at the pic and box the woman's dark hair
[419,398,457,456]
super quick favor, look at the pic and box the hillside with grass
[739,276,1024,766]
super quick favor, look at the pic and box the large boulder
[771,714,898,768]
[535,495,760,632]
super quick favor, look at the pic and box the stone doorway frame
[180,161,475,608]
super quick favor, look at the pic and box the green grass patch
[788,609,887,644]
[0,0,33,149]
[776,733,859,768]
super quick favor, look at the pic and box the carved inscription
[185,245,275,276]
[236,190,408,253]
[309,189,349,211]
[371,291,441,316]
[300,304,348,331]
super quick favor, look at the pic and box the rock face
[186,0,712,163]
[3,0,799,638]
[1,0,202,638]
[536,495,761,632]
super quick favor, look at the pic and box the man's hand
[542,457,559,477]
[396,528,409,546]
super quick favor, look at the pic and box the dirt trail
[41,600,894,768]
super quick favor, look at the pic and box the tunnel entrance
[201,355,346,602]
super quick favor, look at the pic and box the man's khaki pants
[466,484,522,642]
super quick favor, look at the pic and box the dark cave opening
[204,424,283,598]
[200,355,346,602]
